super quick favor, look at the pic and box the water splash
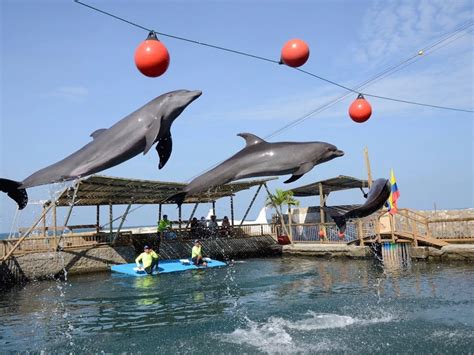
[218,311,394,354]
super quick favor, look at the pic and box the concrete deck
[282,243,371,258]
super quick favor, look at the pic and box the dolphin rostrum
[168,133,344,206]
[324,178,391,234]
[0,89,202,209]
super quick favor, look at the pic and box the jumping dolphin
[0,89,202,210]
[168,133,344,206]
[324,178,391,234]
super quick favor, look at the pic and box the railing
[0,232,119,260]
[427,217,474,241]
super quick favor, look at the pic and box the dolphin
[168,133,344,206]
[0,89,202,209]
[324,178,391,234]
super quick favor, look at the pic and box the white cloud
[354,0,472,68]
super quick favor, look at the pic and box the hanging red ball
[134,32,170,78]
[280,39,310,67]
[349,94,372,123]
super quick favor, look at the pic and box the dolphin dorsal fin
[237,133,265,147]
[90,128,107,140]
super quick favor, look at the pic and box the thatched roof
[54,175,275,206]
[290,175,369,197]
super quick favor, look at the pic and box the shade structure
[290,175,369,197]
[54,175,276,206]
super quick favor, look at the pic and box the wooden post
[185,203,199,229]
[239,184,262,226]
[230,195,234,226]
[158,204,162,222]
[288,205,293,243]
[319,183,327,241]
[212,201,216,216]
[42,204,47,237]
[389,213,396,242]
[52,203,57,238]
[96,205,100,233]
[178,205,182,230]
[364,147,373,188]
[358,219,364,246]
[109,201,113,240]
[114,202,132,242]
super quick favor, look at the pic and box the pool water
[1,257,473,353]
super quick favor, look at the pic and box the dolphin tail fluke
[0,178,28,210]
[323,207,347,233]
[166,192,187,207]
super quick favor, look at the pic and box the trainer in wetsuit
[191,240,207,266]
[135,245,159,274]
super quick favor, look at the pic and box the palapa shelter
[289,175,370,224]
[52,175,277,232]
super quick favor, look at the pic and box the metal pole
[158,204,162,221]
[239,184,262,226]
[212,201,216,216]
[178,205,182,230]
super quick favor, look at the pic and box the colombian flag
[388,169,400,215]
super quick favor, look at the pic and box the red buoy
[349,94,372,123]
[338,231,345,239]
[318,230,325,239]
[280,39,310,67]
[134,31,170,78]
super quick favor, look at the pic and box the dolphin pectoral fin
[90,129,107,140]
[157,133,172,169]
[283,162,314,184]
[144,116,163,155]
[0,178,28,210]
[283,174,304,184]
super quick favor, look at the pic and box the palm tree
[265,188,300,240]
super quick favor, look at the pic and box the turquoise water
[1,257,473,353]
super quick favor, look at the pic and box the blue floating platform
[111,258,227,276]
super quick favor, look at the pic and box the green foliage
[265,188,300,210]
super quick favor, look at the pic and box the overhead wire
[74,0,473,114]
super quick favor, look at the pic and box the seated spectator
[208,215,218,237]
[221,215,232,237]
[190,217,199,238]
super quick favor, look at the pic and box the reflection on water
[0,257,473,353]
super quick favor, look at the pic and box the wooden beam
[319,183,326,241]
[364,147,373,188]
[239,184,262,226]
[114,202,132,242]
[185,203,199,228]
[230,195,234,226]
[2,204,54,261]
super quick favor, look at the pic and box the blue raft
[111,258,227,276]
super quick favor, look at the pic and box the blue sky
[1,0,473,232]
